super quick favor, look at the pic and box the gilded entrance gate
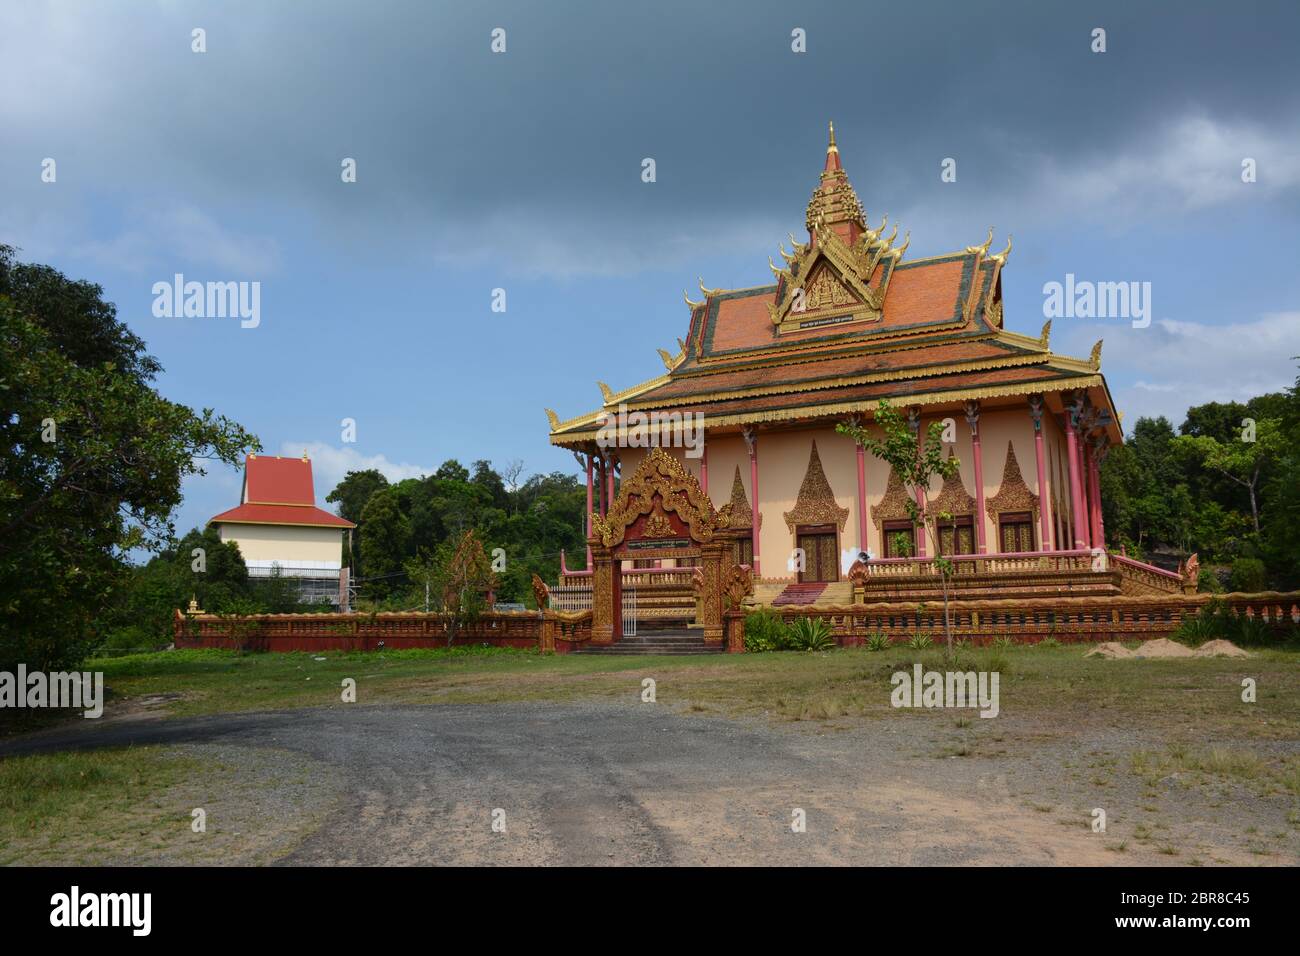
[589,448,742,646]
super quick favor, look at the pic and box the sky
[3,0,1298,539]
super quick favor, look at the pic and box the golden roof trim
[550,375,1108,444]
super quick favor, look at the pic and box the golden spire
[827,120,838,154]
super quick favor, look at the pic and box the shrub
[1038,637,1061,649]
[789,616,835,652]
[744,608,791,653]
[864,631,891,652]
[991,636,1012,650]
[906,632,933,650]
[1228,558,1268,594]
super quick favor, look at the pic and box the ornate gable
[931,450,976,518]
[871,467,914,532]
[783,441,849,532]
[985,441,1039,522]
[590,448,728,548]
[726,465,755,529]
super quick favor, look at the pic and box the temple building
[547,124,1133,613]
[209,453,355,607]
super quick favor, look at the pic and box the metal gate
[621,585,637,637]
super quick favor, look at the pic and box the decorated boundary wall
[175,591,1299,654]
[174,609,593,653]
[723,591,1300,650]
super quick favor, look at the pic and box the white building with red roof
[209,453,355,606]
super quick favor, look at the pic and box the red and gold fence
[174,609,593,653]
[726,591,1300,648]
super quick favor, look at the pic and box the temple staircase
[573,628,724,655]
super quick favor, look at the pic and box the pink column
[744,427,760,576]
[606,458,616,515]
[913,420,927,558]
[1064,416,1088,549]
[585,453,594,569]
[966,403,987,554]
[1087,444,1104,548]
[855,442,868,554]
[700,439,709,496]
[1028,397,1052,551]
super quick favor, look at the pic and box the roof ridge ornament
[988,233,1013,264]
[1039,319,1052,348]
[1089,339,1103,370]
[966,227,994,256]
[684,290,703,309]
[597,381,614,403]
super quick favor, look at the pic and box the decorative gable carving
[871,467,914,532]
[931,450,976,518]
[985,441,1039,523]
[726,465,756,529]
[783,441,849,533]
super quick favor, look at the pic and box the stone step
[574,646,724,655]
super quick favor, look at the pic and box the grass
[5,642,1287,734]
[1130,744,1300,798]
[0,744,342,865]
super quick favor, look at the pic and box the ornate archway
[589,448,735,645]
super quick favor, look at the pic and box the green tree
[1172,419,1282,535]
[0,246,256,672]
[838,400,960,656]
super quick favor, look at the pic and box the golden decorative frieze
[985,441,1040,523]
[783,441,850,533]
[592,447,727,549]
[930,450,976,518]
[871,467,915,533]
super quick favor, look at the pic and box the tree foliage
[0,246,256,671]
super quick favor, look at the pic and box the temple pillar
[1064,401,1088,549]
[585,453,594,568]
[700,438,709,497]
[907,408,926,558]
[743,426,760,575]
[1028,396,1053,551]
[965,401,987,554]
[1088,439,1105,549]
[855,441,868,555]
[605,453,617,519]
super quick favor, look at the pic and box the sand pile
[1084,642,1133,659]
[1193,639,1252,658]
[1132,638,1197,658]
[1085,638,1251,659]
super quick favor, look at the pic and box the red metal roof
[210,502,354,529]
[209,455,355,529]
[243,454,317,505]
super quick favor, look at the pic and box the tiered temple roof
[549,124,1119,447]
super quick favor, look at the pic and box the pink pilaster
[585,454,594,569]
[1087,445,1104,548]
[971,435,987,554]
[745,428,760,576]
[914,426,927,558]
[700,440,709,496]
[1064,418,1088,549]
[855,442,868,554]
[1034,430,1051,550]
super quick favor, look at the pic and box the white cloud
[72,202,281,276]
[280,441,433,508]
[1099,311,1300,424]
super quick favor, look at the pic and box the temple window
[736,537,753,568]
[998,511,1035,553]
[883,520,916,558]
[937,515,975,556]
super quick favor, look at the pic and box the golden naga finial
[1089,339,1103,370]
[787,232,807,255]
[684,290,703,309]
[698,277,721,297]
[827,119,837,152]
[656,348,681,372]
[966,226,995,256]
[768,256,790,281]
[597,381,614,403]
[988,233,1013,264]
[1038,319,1052,348]
[545,408,560,430]
[676,336,687,353]
[890,230,911,260]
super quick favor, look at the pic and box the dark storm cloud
[3,0,1298,272]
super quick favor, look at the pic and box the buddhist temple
[547,124,1159,624]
